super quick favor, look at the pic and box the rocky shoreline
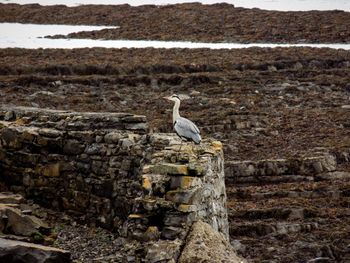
[0,46,349,262]
[1,3,350,43]
[0,47,349,162]
[0,2,349,263]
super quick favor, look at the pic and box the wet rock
[0,238,71,263]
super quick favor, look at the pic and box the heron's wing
[174,117,200,139]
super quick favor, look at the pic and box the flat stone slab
[0,193,24,204]
[0,238,71,263]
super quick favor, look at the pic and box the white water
[1,0,350,11]
[1,23,350,50]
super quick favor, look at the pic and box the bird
[163,94,201,144]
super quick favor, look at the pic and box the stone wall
[126,133,229,261]
[0,106,148,229]
[0,106,232,262]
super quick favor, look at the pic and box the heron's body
[166,94,201,144]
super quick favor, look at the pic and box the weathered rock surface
[179,221,245,263]
[0,204,49,237]
[0,192,60,253]
[0,238,71,263]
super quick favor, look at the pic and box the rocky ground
[1,3,350,43]
[1,46,349,262]
[0,2,349,263]
[0,47,349,162]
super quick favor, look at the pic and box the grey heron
[164,94,201,144]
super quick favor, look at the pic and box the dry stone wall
[0,106,148,230]
[0,106,233,262]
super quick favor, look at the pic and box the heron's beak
[163,96,170,100]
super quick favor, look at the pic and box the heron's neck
[173,99,180,124]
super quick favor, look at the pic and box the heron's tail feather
[193,133,201,144]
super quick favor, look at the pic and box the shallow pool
[1,23,350,50]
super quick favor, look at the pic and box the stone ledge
[0,106,148,132]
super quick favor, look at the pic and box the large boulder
[0,238,71,263]
[178,221,246,263]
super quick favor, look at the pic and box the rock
[0,193,24,204]
[315,171,350,180]
[230,239,246,254]
[63,140,85,155]
[4,111,15,121]
[120,138,134,149]
[37,163,60,177]
[161,226,186,240]
[146,163,188,175]
[165,188,201,205]
[0,128,22,149]
[125,122,148,131]
[145,239,182,263]
[178,221,246,263]
[307,257,332,263]
[293,62,304,70]
[268,65,277,72]
[38,128,63,138]
[104,132,124,143]
[0,204,50,237]
[0,238,71,263]
[170,176,202,190]
[144,226,160,241]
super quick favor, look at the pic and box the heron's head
[163,94,181,102]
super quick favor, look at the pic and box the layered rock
[124,134,234,261]
[0,192,51,242]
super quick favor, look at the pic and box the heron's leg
[178,139,184,153]
[176,138,186,162]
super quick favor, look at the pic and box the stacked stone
[0,107,148,230]
[225,152,337,185]
[126,133,229,262]
[0,107,236,262]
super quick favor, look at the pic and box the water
[1,0,350,11]
[1,23,350,50]
[0,23,118,48]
